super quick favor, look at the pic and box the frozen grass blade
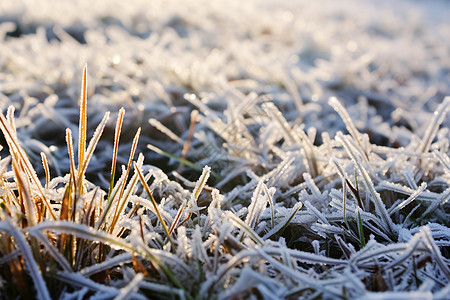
[80,253,132,276]
[417,187,450,224]
[389,182,427,215]
[262,102,318,176]
[329,97,363,148]
[226,211,264,246]
[417,97,450,154]
[113,273,144,300]
[149,118,183,144]
[433,149,450,174]
[190,165,211,212]
[262,201,302,239]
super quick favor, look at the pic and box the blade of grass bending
[416,187,450,225]
[27,220,145,257]
[77,64,88,192]
[226,211,264,246]
[389,182,427,215]
[264,201,302,239]
[108,128,140,233]
[30,221,185,292]
[113,273,144,300]
[108,108,125,202]
[31,230,72,272]
[0,111,56,219]
[134,161,176,250]
[262,184,275,228]
[0,221,51,300]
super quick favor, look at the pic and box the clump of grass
[0,67,449,300]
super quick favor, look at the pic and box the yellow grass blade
[108,127,141,232]
[40,152,50,190]
[108,108,125,199]
[0,111,56,220]
[12,160,37,227]
[77,64,88,194]
[133,161,176,250]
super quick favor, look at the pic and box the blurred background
[0,0,449,186]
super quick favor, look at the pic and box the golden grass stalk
[40,152,50,189]
[12,160,37,227]
[134,161,176,250]
[0,110,56,220]
[77,64,88,194]
[108,108,125,200]
[108,127,141,232]
[77,111,110,185]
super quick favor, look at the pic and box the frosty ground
[0,0,449,299]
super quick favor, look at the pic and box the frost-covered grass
[0,0,450,299]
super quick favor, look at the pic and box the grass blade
[134,161,176,250]
[77,64,88,193]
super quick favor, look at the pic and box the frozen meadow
[0,0,449,299]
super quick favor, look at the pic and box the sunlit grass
[0,67,448,299]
